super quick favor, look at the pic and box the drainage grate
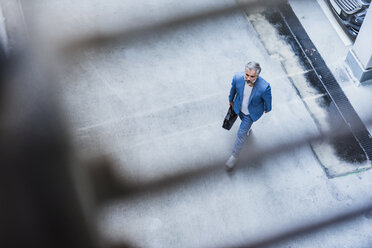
[278,3,372,161]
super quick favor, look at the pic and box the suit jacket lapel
[248,83,257,105]
[238,76,245,97]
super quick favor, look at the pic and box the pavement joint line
[284,69,313,78]
[76,91,226,131]
[86,120,222,157]
[75,95,306,154]
[75,68,315,132]
[302,93,328,101]
[126,120,222,149]
[268,68,316,80]
[75,89,307,133]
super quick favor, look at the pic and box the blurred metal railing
[1,0,372,247]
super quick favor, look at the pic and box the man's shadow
[226,131,259,176]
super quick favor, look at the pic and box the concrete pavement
[2,0,372,247]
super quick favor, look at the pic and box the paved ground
[3,0,372,247]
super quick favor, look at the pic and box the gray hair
[245,61,261,75]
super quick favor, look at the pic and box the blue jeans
[232,112,253,157]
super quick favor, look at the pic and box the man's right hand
[229,102,234,108]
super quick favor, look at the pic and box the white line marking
[302,93,327,101]
[77,91,225,131]
[127,121,221,149]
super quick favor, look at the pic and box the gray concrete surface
[5,0,372,247]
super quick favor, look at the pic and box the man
[225,61,272,170]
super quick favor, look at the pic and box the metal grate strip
[278,3,372,161]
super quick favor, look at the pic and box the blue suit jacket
[229,72,272,122]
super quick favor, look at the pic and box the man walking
[225,62,272,170]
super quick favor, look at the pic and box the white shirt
[241,83,253,115]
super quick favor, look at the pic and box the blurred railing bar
[231,201,372,248]
[90,118,372,247]
[93,118,372,203]
[61,0,281,53]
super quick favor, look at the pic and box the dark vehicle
[328,0,371,38]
